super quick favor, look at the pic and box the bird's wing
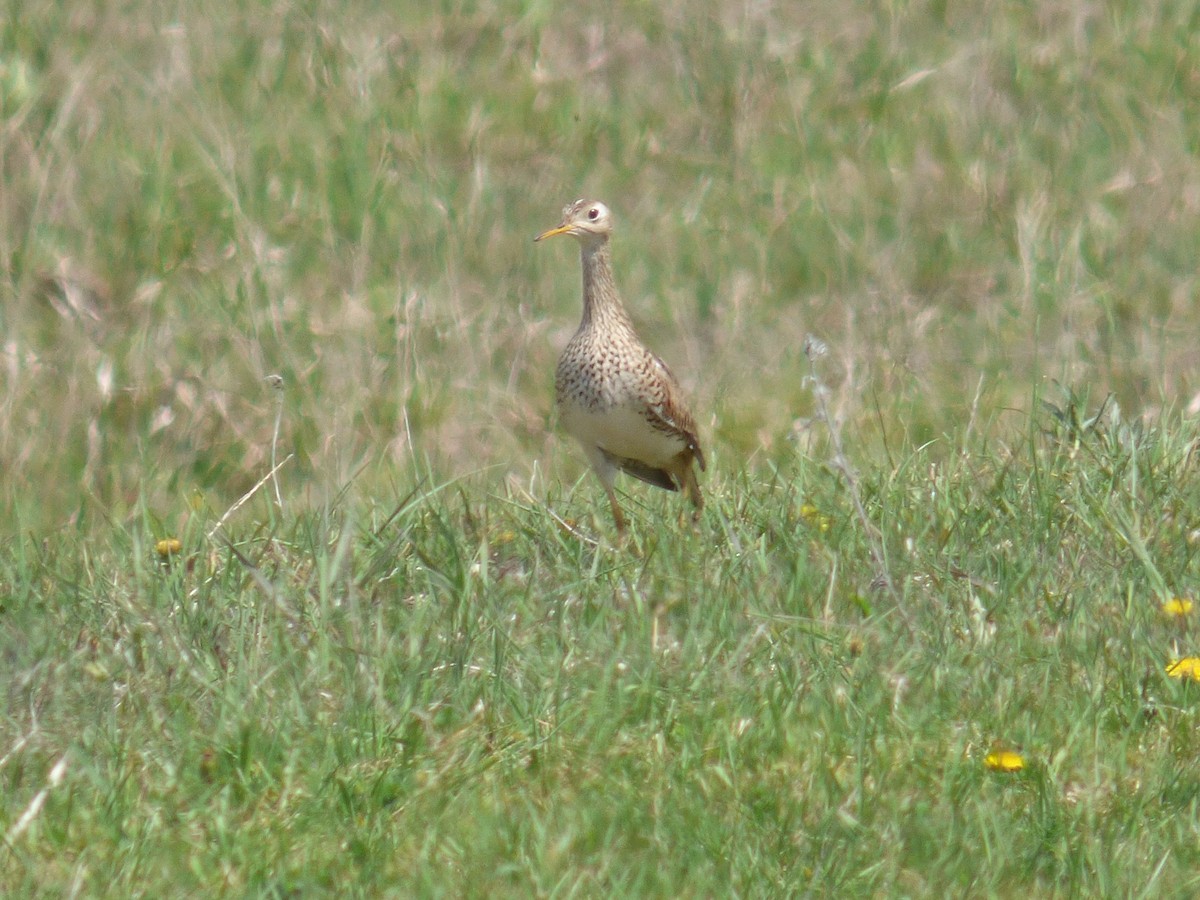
[601,450,680,492]
[644,353,706,471]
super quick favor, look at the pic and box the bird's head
[535,199,613,246]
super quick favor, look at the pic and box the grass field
[3,0,1200,895]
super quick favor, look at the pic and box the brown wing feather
[601,450,679,493]
[643,353,706,471]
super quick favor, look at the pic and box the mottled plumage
[535,199,705,532]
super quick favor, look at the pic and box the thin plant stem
[803,334,902,611]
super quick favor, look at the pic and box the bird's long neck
[579,240,635,332]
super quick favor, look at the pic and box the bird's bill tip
[534,223,572,243]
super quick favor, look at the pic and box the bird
[535,198,705,533]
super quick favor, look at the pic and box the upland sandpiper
[535,199,705,532]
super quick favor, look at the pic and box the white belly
[559,401,685,467]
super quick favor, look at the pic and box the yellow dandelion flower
[1166,657,1200,680]
[155,538,183,558]
[984,749,1025,772]
[1162,598,1194,617]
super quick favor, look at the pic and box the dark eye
[587,208,599,220]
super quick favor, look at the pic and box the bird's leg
[586,448,627,535]
[681,466,704,521]
[605,483,627,533]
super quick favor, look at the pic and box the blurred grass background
[3,0,1197,531]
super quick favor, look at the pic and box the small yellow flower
[155,538,183,558]
[799,503,831,532]
[984,749,1025,772]
[1162,598,1194,617]
[1166,657,1200,680]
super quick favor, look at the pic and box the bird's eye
[588,208,600,220]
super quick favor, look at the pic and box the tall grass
[3,0,1197,530]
